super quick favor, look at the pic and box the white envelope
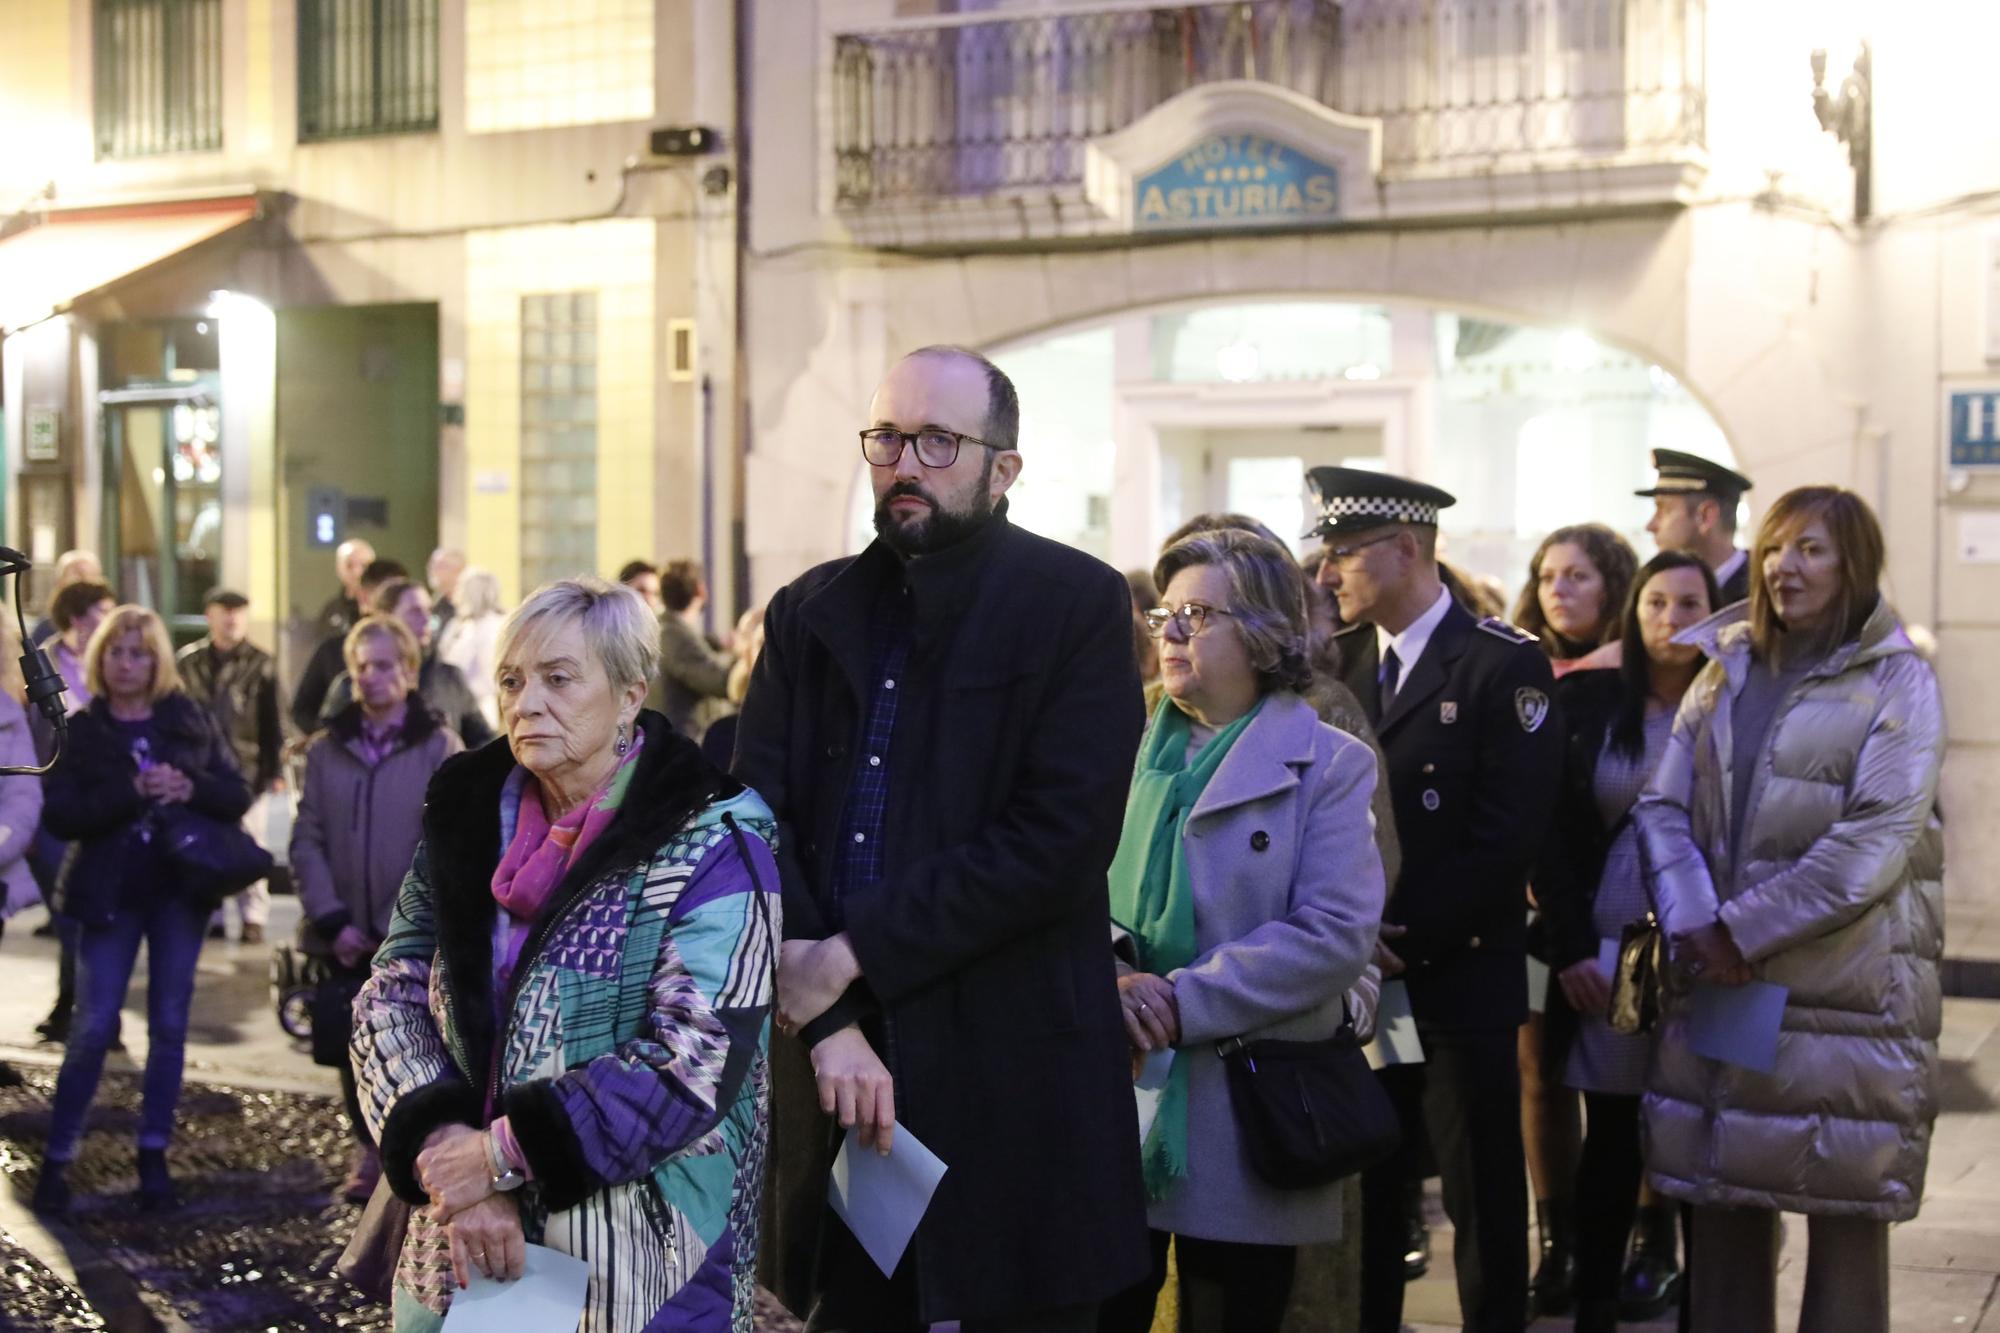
[828,1122,949,1277]
[1366,979,1424,1068]
[440,1243,589,1333]
[1134,1047,1175,1144]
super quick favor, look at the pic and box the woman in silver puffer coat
[1633,486,1945,1333]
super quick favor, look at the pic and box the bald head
[336,539,377,597]
[901,345,1019,454]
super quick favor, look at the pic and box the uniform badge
[1514,687,1550,733]
[1422,789,1441,811]
[1440,701,1458,725]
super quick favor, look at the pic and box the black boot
[1573,1295,1620,1333]
[1531,1196,1577,1315]
[30,1161,71,1216]
[1619,1201,1683,1321]
[136,1148,177,1212]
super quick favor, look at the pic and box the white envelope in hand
[828,1122,949,1277]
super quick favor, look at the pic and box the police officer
[1307,467,1562,1333]
[1637,448,1755,605]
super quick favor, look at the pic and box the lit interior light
[1555,330,1600,373]
[1216,340,1261,384]
[1343,363,1382,381]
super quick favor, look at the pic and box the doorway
[99,382,223,638]
[1158,422,1386,554]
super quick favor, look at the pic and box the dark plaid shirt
[827,583,914,926]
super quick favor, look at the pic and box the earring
[614,723,630,756]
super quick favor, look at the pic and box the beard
[872,458,998,557]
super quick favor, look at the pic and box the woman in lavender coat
[1102,529,1387,1333]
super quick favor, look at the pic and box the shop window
[465,0,653,133]
[93,0,223,158]
[519,292,599,592]
[298,0,440,142]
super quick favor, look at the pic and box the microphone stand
[0,546,69,776]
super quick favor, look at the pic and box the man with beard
[736,346,1149,1332]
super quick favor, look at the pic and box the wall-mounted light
[1811,41,1871,222]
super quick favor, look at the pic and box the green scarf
[1107,695,1263,1201]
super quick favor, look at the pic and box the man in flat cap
[1638,447,1754,605]
[1308,467,1561,1333]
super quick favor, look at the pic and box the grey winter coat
[1148,691,1386,1245]
[1635,598,1946,1221]
[290,702,463,946]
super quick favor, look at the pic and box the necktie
[1377,645,1402,721]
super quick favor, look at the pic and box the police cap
[1635,448,1752,501]
[1304,466,1457,541]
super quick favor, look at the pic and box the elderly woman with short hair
[1101,530,1387,1333]
[351,577,781,1332]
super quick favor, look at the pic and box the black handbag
[154,806,275,909]
[310,969,366,1068]
[1217,1007,1402,1190]
[337,1175,412,1301]
[1607,912,1665,1036]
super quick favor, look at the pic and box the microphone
[2,545,70,771]
[0,547,29,574]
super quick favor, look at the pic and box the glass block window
[465,0,653,133]
[93,0,223,158]
[298,0,440,141]
[519,292,599,591]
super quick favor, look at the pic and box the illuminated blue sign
[1135,133,1340,232]
[1949,390,2000,468]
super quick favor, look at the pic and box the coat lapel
[1377,602,1473,737]
[1189,694,1315,824]
[797,543,898,705]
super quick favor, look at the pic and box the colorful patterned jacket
[352,712,780,1332]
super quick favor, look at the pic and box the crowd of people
[0,344,1947,1333]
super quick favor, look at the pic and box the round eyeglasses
[1143,602,1237,638]
[860,427,993,469]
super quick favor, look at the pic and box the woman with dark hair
[1513,524,1639,672]
[1636,487,1944,1333]
[1532,552,1718,1331]
[1512,522,1637,1313]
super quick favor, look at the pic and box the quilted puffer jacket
[1635,597,1946,1220]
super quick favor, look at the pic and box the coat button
[1251,831,1270,852]
[1422,762,1436,774]
[1468,936,1482,949]
[825,742,846,760]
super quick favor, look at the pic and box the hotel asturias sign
[1134,133,1341,230]
[1087,81,1383,235]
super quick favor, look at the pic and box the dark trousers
[1099,1229,1297,1333]
[1360,1027,1527,1333]
[1572,1091,1643,1303]
[804,1210,1098,1333]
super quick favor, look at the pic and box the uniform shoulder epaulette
[1476,616,1538,645]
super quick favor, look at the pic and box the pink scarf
[490,734,644,921]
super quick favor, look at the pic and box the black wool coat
[43,692,254,926]
[1335,599,1564,1031]
[734,508,1151,1324]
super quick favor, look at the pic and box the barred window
[298,0,440,141]
[519,292,600,591]
[93,0,222,159]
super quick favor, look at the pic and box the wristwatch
[485,1131,526,1193]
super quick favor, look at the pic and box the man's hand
[777,933,862,1034]
[1676,921,1752,987]
[810,1024,895,1155]
[1374,922,1408,978]
[415,1123,492,1224]
[332,925,377,970]
[445,1193,524,1287]
[1557,958,1612,1015]
[1117,972,1179,1052]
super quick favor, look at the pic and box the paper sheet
[1687,980,1788,1074]
[1597,938,1622,982]
[1366,979,1424,1069]
[440,1243,590,1333]
[1526,955,1551,1014]
[1133,1047,1175,1144]
[828,1122,949,1277]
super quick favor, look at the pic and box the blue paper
[1597,937,1621,982]
[1367,980,1424,1068]
[828,1122,949,1277]
[1134,1047,1175,1144]
[440,1242,589,1333]
[1687,980,1788,1074]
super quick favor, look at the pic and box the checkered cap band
[1320,494,1440,526]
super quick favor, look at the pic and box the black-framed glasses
[859,427,992,469]
[1324,531,1400,567]
[1143,602,1236,638]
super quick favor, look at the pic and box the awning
[0,194,260,336]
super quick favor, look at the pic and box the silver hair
[1152,529,1313,695]
[456,567,505,619]
[498,576,659,694]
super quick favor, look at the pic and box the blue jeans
[45,891,210,1161]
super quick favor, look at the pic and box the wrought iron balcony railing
[832,0,1705,207]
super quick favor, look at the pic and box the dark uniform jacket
[1336,598,1562,1030]
[1717,552,1751,608]
[176,637,285,794]
[734,506,1151,1324]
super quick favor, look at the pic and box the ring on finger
[1137,1001,1151,1013]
